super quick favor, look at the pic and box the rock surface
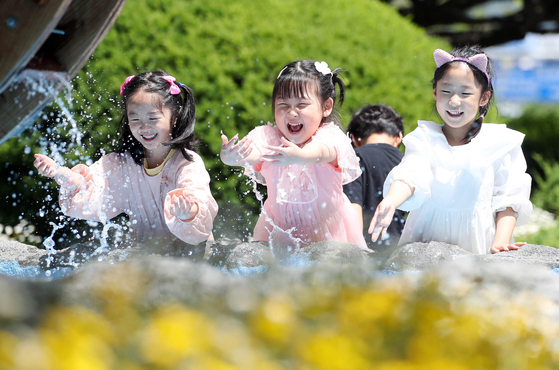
[0,240,47,267]
[381,241,559,271]
[2,239,559,273]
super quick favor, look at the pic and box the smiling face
[274,86,333,145]
[127,90,174,165]
[433,63,490,141]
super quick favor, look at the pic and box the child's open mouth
[141,133,157,141]
[288,123,303,133]
[447,110,463,118]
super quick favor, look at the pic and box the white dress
[385,120,532,254]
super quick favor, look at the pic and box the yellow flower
[40,306,115,370]
[0,330,17,367]
[140,303,214,367]
[250,293,296,347]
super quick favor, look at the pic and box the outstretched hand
[220,133,254,166]
[368,198,396,242]
[34,154,60,178]
[490,241,525,254]
[262,137,306,166]
[168,189,198,222]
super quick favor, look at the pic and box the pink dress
[59,150,218,245]
[246,122,367,249]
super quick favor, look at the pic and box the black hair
[432,45,495,144]
[271,60,345,126]
[116,70,197,164]
[347,104,404,142]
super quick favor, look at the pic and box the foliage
[520,225,559,249]
[504,105,559,247]
[380,0,559,47]
[507,105,559,175]
[0,0,449,244]
[530,154,559,214]
[0,262,558,368]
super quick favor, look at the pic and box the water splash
[42,221,65,268]
[16,70,83,146]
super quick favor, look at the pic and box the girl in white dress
[369,46,532,254]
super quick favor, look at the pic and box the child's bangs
[275,75,316,100]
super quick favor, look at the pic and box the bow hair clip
[314,61,332,76]
[120,75,135,95]
[433,49,489,83]
[162,75,182,95]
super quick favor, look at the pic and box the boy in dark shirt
[343,104,406,251]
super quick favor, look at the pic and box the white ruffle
[385,120,532,254]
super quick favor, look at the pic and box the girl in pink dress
[34,71,218,246]
[221,60,366,250]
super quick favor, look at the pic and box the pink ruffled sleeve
[163,153,218,244]
[59,153,128,221]
[312,123,362,184]
[243,123,280,179]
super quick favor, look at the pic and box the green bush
[506,105,559,180]
[530,153,559,214]
[0,0,448,244]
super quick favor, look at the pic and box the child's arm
[352,204,364,231]
[263,137,337,166]
[490,207,526,253]
[33,154,85,192]
[368,180,414,242]
[220,134,262,167]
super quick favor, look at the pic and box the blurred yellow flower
[140,303,214,367]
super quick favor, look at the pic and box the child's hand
[168,190,199,222]
[34,154,60,178]
[368,199,396,242]
[490,241,525,254]
[220,134,254,166]
[263,137,307,166]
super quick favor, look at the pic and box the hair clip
[120,75,135,95]
[315,61,332,76]
[434,49,489,83]
[162,75,181,95]
[277,66,288,79]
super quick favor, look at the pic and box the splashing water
[42,221,65,268]
[16,70,83,146]
[244,166,303,255]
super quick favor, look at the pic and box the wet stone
[224,241,274,269]
[383,241,472,271]
[295,241,372,264]
[0,240,47,267]
[383,241,559,271]
[37,239,207,270]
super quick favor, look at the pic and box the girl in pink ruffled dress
[369,47,532,254]
[34,71,218,246]
[221,60,366,249]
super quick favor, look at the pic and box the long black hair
[117,70,197,164]
[432,45,495,143]
[272,60,345,126]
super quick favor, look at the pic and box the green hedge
[0,0,448,244]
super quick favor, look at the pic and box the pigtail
[464,102,488,143]
[168,83,197,162]
[331,68,345,107]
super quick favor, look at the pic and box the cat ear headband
[120,75,182,95]
[434,49,489,84]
